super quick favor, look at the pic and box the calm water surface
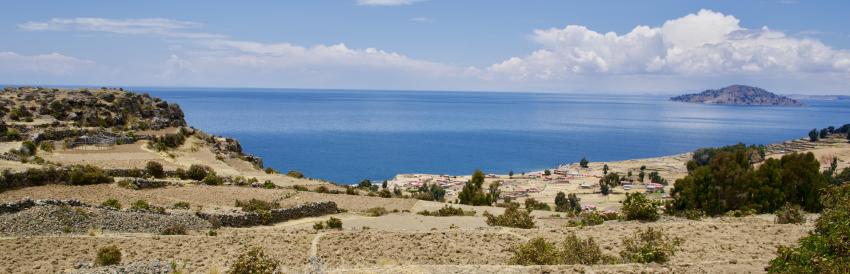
[145,88,850,183]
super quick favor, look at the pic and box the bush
[228,247,279,274]
[621,193,659,221]
[202,174,224,185]
[315,186,328,193]
[293,185,308,191]
[161,224,187,235]
[172,201,190,210]
[264,167,277,174]
[580,157,589,168]
[620,227,683,264]
[510,233,615,265]
[775,203,805,224]
[313,221,324,230]
[148,133,185,151]
[67,165,113,185]
[101,198,122,210]
[235,199,279,213]
[767,184,850,273]
[484,203,535,229]
[365,207,388,217]
[417,205,475,217]
[326,217,343,229]
[95,245,122,266]
[567,211,605,227]
[345,187,359,195]
[262,180,275,189]
[185,164,210,181]
[145,161,165,178]
[524,198,551,211]
[286,170,304,178]
[130,200,165,214]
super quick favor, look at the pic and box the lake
[145,87,850,183]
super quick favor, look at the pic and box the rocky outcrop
[671,85,802,106]
[197,201,338,227]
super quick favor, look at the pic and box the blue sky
[2,0,850,94]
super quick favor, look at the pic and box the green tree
[568,193,581,213]
[809,128,819,142]
[638,165,646,182]
[602,164,609,175]
[458,170,493,206]
[580,157,589,168]
[358,179,372,189]
[543,169,551,176]
[488,181,501,203]
[554,192,568,212]
[381,180,388,189]
[509,170,514,178]
[145,161,164,178]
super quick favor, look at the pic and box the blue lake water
[144,87,850,183]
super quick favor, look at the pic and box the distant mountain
[787,94,850,101]
[670,85,802,106]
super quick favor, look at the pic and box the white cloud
[18,18,225,39]
[0,51,93,75]
[356,0,425,6]
[410,17,433,23]
[487,9,850,82]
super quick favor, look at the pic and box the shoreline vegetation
[1,86,849,273]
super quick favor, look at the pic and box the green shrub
[95,245,122,266]
[228,247,279,274]
[622,193,659,221]
[326,217,343,229]
[417,205,475,216]
[202,174,224,185]
[567,211,605,227]
[315,186,328,193]
[483,203,535,229]
[524,198,551,211]
[313,221,324,230]
[775,203,805,224]
[262,180,275,189]
[148,133,185,151]
[185,164,210,181]
[286,170,304,178]
[345,187,359,195]
[264,167,277,174]
[39,141,55,153]
[67,165,113,185]
[100,198,122,210]
[620,227,683,264]
[172,201,190,210]
[510,233,615,265]
[293,185,308,191]
[235,199,279,213]
[767,184,850,273]
[365,207,388,217]
[145,161,165,178]
[130,200,165,214]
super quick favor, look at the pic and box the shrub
[580,157,589,168]
[345,187,359,195]
[202,174,224,185]
[313,221,324,230]
[620,227,683,264]
[293,185,308,191]
[228,247,279,274]
[95,245,122,266]
[67,165,113,185]
[264,167,277,174]
[262,180,275,189]
[510,233,615,265]
[172,201,190,210]
[365,207,388,217]
[148,133,185,151]
[567,211,605,227]
[130,200,165,214]
[39,141,55,153]
[235,199,279,213]
[767,184,850,273]
[775,203,805,224]
[161,224,188,235]
[101,198,122,210]
[326,217,343,229]
[417,205,475,217]
[185,164,210,181]
[524,198,551,211]
[145,161,165,178]
[621,193,659,221]
[286,170,304,178]
[483,203,535,229]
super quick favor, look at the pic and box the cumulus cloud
[18,17,225,39]
[356,0,425,6]
[487,9,850,81]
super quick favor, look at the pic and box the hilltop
[670,85,802,106]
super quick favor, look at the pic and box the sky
[1,0,850,94]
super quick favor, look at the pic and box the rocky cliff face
[670,85,802,106]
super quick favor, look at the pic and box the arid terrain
[1,87,847,273]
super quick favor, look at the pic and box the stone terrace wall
[197,201,338,227]
[0,198,85,214]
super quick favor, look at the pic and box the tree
[381,180,388,189]
[809,128,819,142]
[543,169,551,176]
[819,128,829,139]
[648,171,667,185]
[579,157,589,168]
[602,164,609,175]
[599,172,620,195]
[488,181,501,203]
[459,170,493,206]
[846,131,850,142]
[638,165,646,182]
[554,192,568,212]
[568,193,581,213]
[357,179,372,189]
[509,170,514,178]
[600,180,610,195]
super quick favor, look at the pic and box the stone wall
[196,201,338,227]
[0,198,85,214]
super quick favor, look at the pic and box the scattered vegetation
[413,183,446,202]
[95,245,122,266]
[228,247,279,274]
[458,170,499,206]
[286,170,304,178]
[148,133,186,151]
[417,205,476,216]
[172,201,191,210]
[767,183,850,273]
[365,207,389,217]
[483,202,535,229]
[235,199,279,212]
[326,217,343,229]
[100,198,122,210]
[130,199,165,214]
[510,233,616,265]
[620,227,683,264]
[524,198,551,211]
[161,224,188,235]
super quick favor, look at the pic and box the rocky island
[670,85,802,106]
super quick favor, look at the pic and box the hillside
[670,85,802,106]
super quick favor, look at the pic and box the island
[670,85,802,106]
